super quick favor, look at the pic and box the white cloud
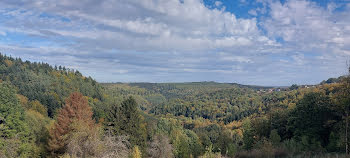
[215,1,222,7]
[291,53,305,65]
[248,9,257,16]
[264,0,350,55]
[0,0,348,85]
[219,52,253,63]
[0,0,268,51]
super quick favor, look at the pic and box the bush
[235,148,288,158]
[282,139,303,155]
[269,129,281,147]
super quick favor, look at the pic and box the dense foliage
[0,83,35,157]
[0,54,104,117]
[0,53,349,158]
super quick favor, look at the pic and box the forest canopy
[0,53,349,158]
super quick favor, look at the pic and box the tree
[269,109,291,140]
[106,96,147,148]
[147,135,174,158]
[290,84,299,90]
[0,83,35,157]
[242,119,254,150]
[185,129,204,157]
[131,146,142,158]
[200,145,221,158]
[65,120,101,157]
[66,129,131,158]
[25,110,51,156]
[0,83,29,138]
[333,65,350,154]
[269,129,281,147]
[251,116,270,140]
[216,130,233,155]
[288,92,336,148]
[48,92,95,155]
[29,100,48,116]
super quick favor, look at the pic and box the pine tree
[0,83,35,157]
[48,92,95,155]
[0,83,28,138]
[106,96,147,148]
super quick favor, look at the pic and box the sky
[0,0,349,86]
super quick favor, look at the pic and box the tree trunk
[346,112,349,155]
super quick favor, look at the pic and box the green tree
[269,129,281,147]
[251,116,270,140]
[0,83,35,157]
[288,92,336,148]
[25,110,51,156]
[185,129,204,157]
[290,84,299,90]
[216,130,233,155]
[106,96,147,148]
[242,119,254,150]
[333,68,350,154]
[29,100,48,116]
[200,145,221,158]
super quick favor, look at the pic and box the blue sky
[0,0,349,86]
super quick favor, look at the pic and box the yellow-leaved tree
[131,146,142,158]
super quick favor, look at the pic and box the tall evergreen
[0,83,34,157]
[106,96,147,148]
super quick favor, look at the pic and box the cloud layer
[0,0,349,86]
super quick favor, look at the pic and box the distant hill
[320,76,345,84]
[104,82,273,97]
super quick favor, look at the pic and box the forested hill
[101,82,302,123]
[0,53,104,117]
[320,76,345,84]
[128,82,274,93]
[101,76,350,157]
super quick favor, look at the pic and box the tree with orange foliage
[48,92,95,155]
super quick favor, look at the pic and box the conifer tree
[0,83,34,157]
[48,92,95,155]
[106,96,147,148]
[0,83,28,138]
